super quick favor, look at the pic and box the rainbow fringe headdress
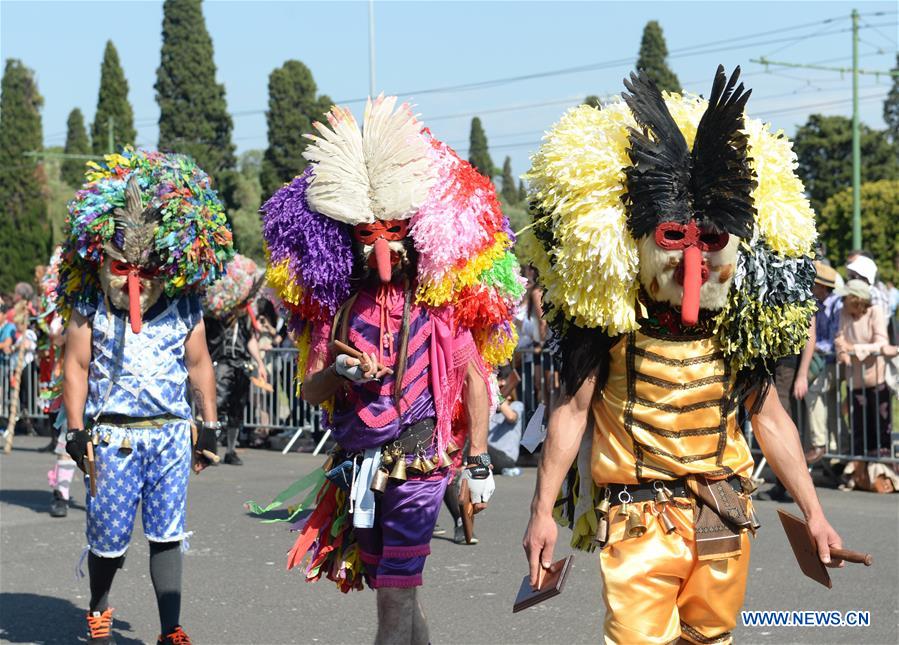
[56,148,234,321]
[262,96,525,380]
[203,253,261,319]
[522,68,817,379]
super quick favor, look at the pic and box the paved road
[1,436,897,644]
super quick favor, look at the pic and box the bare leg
[376,587,427,645]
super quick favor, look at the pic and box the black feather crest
[621,65,756,238]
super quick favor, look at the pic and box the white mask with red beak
[99,175,163,334]
[353,219,411,283]
[623,66,756,327]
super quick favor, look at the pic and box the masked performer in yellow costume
[521,67,842,644]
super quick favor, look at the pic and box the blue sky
[2,0,896,180]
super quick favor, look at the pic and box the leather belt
[95,414,182,429]
[604,476,743,503]
[384,417,436,455]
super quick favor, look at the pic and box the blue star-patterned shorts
[85,420,191,557]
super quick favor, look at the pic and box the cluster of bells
[369,440,460,495]
[593,481,761,546]
[91,431,133,453]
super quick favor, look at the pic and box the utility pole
[850,8,861,249]
[368,0,376,97]
[750,9,899,250]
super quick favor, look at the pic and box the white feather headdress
[302,95,436,225]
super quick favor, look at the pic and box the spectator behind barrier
[487,364,525,476]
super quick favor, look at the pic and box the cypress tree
[91,41,136,154]
[468,117,495,178]
[260,60,330,199]
[0,59,48,291]
[500,156,518,203]
[155,0,235,178]
[884,54,899,144]
[518,179,527,204]
[62,108,90,186]
[636,21,680,93]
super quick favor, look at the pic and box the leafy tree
[500,195,528,235]
[62,108,90,186]
[228,149,265,261]
[793,114,898,215]
[500,156,518,203]
[819,180,899,284]
[468,117,495,178]
[156,0,235,180]
[91,41,136,154]
[0,59,48,291]
[518,179,527,204]
[260,60,331,199]
[583,95,602,109]
[884,54,899,143]
[636,20,680,93]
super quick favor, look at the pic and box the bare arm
[184,319,217,424]
[498,400,519,424]
[524,372,596,585]
[793,316,816,400]
[247,333,266,380]
[63,311,92,430]
[751,387,843,564]
[464,361,490,457]
[301,354,345,406]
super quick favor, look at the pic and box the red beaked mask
[353,219,410,283]
[108,260,161,334]
[653,220,729,326]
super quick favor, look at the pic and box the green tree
[819,180,899,284]
[62,108,90,186]
[636,20,680,93]
[793,114,898,215]
[583,95,602,109]
[260,60,331,199]
[884,54,899,143]
[156,0,235,180]
[518,179,527,204]
[0,59,48,291]
[228,149,265,261]
[91,41,136,154]
[500,156,518,203]
[468,117,495,178]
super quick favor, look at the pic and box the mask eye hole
[664,229,685,241]
[699,231,730,251]
[388,225,401,234]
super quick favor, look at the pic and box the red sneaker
[157,625,192,645]
[86,607,115,644]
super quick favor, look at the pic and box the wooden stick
[830,547,873,566]
[86,441,97,497]
[329,340,393,375]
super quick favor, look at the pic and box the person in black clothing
[204,308,266,465]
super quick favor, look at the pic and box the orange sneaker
[157,625,192,645]
[86,607,115,644]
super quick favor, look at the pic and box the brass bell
[91,432,100,446]
[409,456,425,473]
[445,439,460,455]
[595,497,611,517]
[370,468,389,494]
[437,449,454,469]
[389,457,407,481]
[381,452,394,467]
[594,514,609,546]
[658,507,677,534]
[617,499,629,519]
[119,436,132,453]
[654,483,672,504]
[625,504,648,538]
[419,455,436,474]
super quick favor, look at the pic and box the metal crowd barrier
[4,345,896,468]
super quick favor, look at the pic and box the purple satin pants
[355,472,448,588]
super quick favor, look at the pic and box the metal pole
[851,8,862,249]
[368,0,376,96]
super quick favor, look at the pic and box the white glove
[334,354,372,383]
[461,467,496,504]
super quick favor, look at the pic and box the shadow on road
[0,592,142,644]
[0,489,85,515]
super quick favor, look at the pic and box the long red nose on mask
[127,272,142,334]
[680,245,702,326]
[374,238,392,283]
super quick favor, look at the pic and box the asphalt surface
[1,435,897,644]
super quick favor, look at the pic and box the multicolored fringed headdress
[522,66,816,387]
[262,96,524,372]
[57,148,234,327]
[203,254,262,319]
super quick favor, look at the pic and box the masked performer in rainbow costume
[57,149,233,645]
[251,95,523,644]
[521,67,842,645]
